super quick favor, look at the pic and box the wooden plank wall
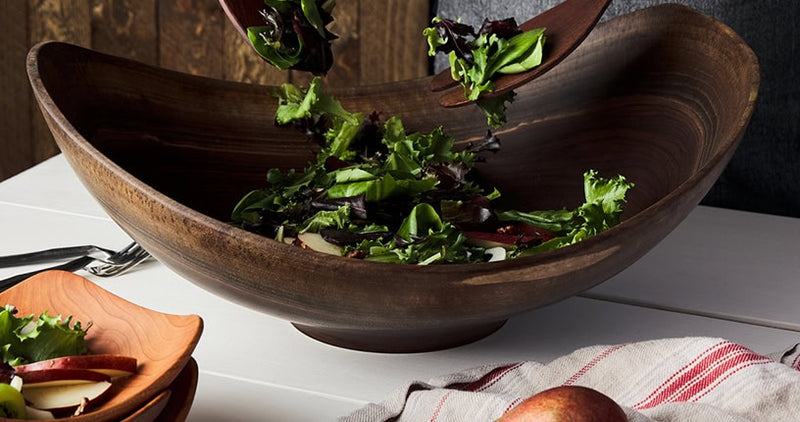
[0,0,431,182]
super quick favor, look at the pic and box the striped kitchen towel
[339,337,800,421]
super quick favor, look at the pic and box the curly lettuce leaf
[476,91,516,128]
[299,204,351,233]
[498,171,634,255]
[0,305,88,366]
[275,77,359,126]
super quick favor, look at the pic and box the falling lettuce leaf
[247,0,337,75]
[424,16,546,128]
[232,79,633,264]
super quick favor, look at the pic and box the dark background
[432,0,799,218]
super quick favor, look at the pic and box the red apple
[497,386,627,422]
[22,380,112,414]
[15,354,137,378]
[16,368,110,388]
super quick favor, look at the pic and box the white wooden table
[1,155,798,421]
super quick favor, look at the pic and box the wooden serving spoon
[433,0,612,107]
[218,0,610,108]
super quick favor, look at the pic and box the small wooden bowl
[0,271,202,421]
[26,4,758,352]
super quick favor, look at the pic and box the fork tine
[87,246,150,277]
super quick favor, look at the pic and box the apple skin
[16,368,110,388]
[497,386,627,422]
[464,224,556,249]
[15,354,137,378]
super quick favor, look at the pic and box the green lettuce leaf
[424,17,546,128]
[498,170,634,255]
[299,204,351,233]
[275,77,359,126]
[0,305,88,366]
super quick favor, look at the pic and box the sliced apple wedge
[296,232,343,256]
[485,246,507,262]
[15,354,137,378]
[24,405,55,420]
[17,368,110,388]
[22,380,112,414]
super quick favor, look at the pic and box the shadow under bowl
[26,4,758,352]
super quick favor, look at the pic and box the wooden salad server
[432,0,612,107]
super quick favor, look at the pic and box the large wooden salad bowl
[26,5,758,352]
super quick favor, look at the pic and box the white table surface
[1,155,799,421]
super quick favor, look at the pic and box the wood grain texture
[222,18,287,85]
[0,271,202,421]
[28,0,92,167]
[0,1,32,180]
[359,0,429,84]
[324,0,360,86]
[27,4,759,351]
[158,0,224,77]
[90,0,158,65]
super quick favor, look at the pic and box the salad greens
[232,78,633,264]
[247,0,337,75]
[423,16,546,128]
[0,305,88,366]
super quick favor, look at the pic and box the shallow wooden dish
[0,271,203,421]
[121,357,198,422]
[26,4,758,352]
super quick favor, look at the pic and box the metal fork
[86,242,150,277]
[0,242,151,291]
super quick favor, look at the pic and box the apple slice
[24,405,55,420]
[22,380,112,414]
[17,368,110,388]
[295,232,344,256]
[15,354,137,378]
[485,246,507,262]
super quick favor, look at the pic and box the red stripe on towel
[692,359,771,402]
[454,362,525,392]
[563,343,628,386]
[429,391,452,422]
[667,350,769,404]
[635,342,769,409]
[633,341,732,408]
